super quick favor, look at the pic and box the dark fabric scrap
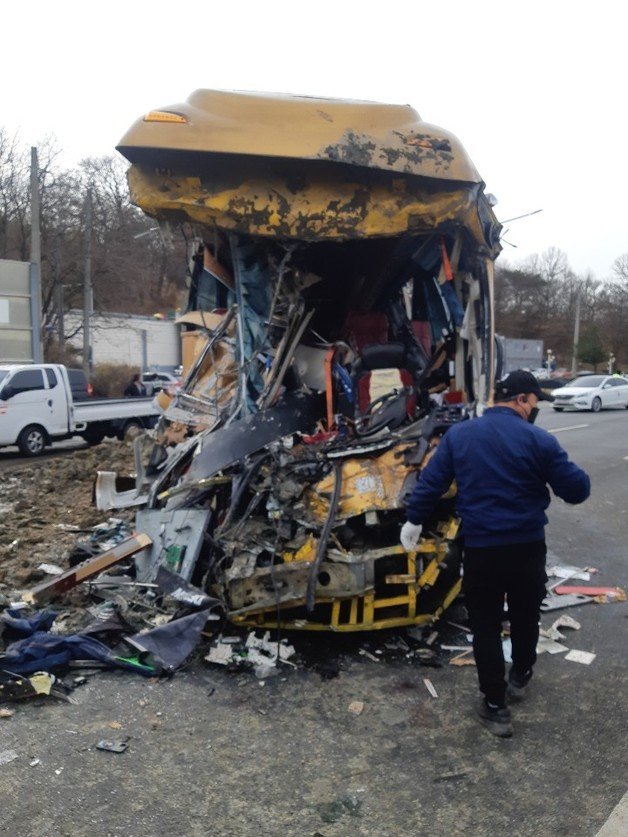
[1,608,58,640]
[0,632,158,677]
[124,608,213,672]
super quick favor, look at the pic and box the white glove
[400,521,422,551]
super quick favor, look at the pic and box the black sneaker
[475,698,513,738]
[507,668,533,702]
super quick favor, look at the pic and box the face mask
[527,406,539,424]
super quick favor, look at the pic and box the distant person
[400,370,590,737]
[124,373,146,397]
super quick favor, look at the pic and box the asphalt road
[0,403,626,836]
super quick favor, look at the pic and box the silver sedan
[552,375,628,412]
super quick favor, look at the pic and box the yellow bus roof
[117,89,481,184]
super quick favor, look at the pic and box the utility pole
[571,286,581,377]
[55,235,64,349]
[82,189,93,377]
[30,147,43,362]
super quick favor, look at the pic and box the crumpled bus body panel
[116,90,500,631]
[126,164,493,245]
[118,89,499,250]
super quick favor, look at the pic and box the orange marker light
[143,111,188,124]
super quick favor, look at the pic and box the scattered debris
[447,621,471,633]
[204,642,237,667]
[96,738,129,753]
[423,678,438,698]
[348,700,364,715]
[449,650,475,666]
[37,563,64,576]
[204,630,296,679]
[537,637,569,655]
[548,564,595,582]
[555,614,581,631]
[23,534,152,606]
[564,650,596,665]
[541,613,582,641]
[29,671,55,695]
[246,631,295,663]
[592,590,627,604]
[555,586,625,601]
[541,594,593,612]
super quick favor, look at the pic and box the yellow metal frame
[231,519,461,632]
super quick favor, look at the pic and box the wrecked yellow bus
[116,89,502,631]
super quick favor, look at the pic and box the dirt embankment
[0,441,137,592]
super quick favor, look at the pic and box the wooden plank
[23,534,152,605]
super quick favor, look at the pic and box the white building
[65,310,181,371]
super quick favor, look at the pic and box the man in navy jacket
[401,370,590,737]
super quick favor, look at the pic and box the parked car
[0,364,158,455]
[141,371,181,396]
[552,375,628,412]
[66,368,94,401]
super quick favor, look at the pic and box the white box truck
[0,364,159,456]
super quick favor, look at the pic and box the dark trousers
[463,541,548,706]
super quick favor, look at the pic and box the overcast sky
[3,0,625,279]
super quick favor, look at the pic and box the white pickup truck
[0,364,159,456]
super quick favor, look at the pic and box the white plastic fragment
[37,563,64,576]
[204,643,235,666]
[565,649,596,665]
[554,614,581,631]
[423,678,438,698]
[536,637,569,654]
[548,564,592,582]
[245,631,295,661]
[542,612,582,641]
